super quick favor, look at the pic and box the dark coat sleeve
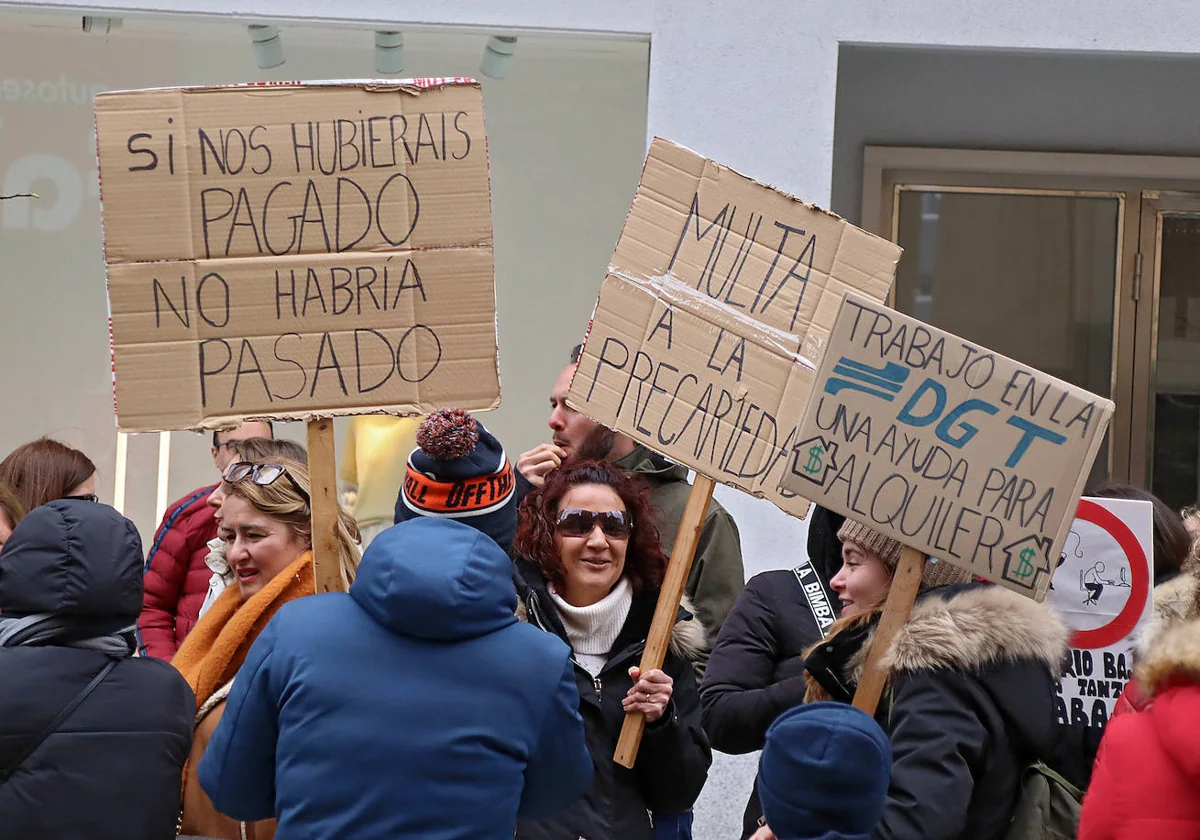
[634,654,713,812]
[699,574,811,754]
[198,621,281,822]
[873,671,989,840]
[518,656,594,820]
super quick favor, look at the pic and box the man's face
[548,364,600,464]
[211,420,273,471]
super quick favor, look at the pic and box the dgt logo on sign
[781,293,1114,603]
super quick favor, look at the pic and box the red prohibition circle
[1069,499,1151,649]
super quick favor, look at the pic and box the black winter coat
[806,584,1071,840]
[513,559,712,840]
[0,500,195,840]
[699,567,830,838]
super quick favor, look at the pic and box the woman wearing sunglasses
[513,461,711,840]
[173,456,359,839]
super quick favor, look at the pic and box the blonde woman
[173,457,359,839]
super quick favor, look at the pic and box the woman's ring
[645,691,652,700]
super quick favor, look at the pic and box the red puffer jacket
[136,485,218,660]
[1078,617,1200,840]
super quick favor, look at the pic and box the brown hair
[515,460,668,596]
[0,438,96,513]
[1090,480,1192,580]
[222,456,360,591]
[0,481,25,532]
[231,437,307,465]
[802,610,881,703]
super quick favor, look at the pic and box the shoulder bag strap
[791,558,836,639]
[0,657,118,783]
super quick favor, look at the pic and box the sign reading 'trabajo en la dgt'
[95,79,498,432]
[567,139,902,518]
[780,292,1114,601]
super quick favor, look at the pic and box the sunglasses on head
[223,461,310,505]
[555,508,632,540]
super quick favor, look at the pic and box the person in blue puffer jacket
[199,516,592,839]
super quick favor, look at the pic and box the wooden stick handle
[306,418,346,594]
[852,546,926,716]
[613,474,716,769]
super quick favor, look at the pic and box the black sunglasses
[555,508,632,540]
[223,461,310,505]
[64,493,99,503]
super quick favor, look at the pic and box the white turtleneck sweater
[548,577,633,677]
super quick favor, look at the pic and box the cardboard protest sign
[568,138,902,517]
[1049,497,1153,729]
[95,80,498,432]
[780,292,1115,601]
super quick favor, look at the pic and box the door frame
[1134,193,1200,490]
[863,146,1200,484]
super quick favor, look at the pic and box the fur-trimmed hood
[883,585,1070,675]
[1136,569,1200,657]
[809,585,1070,700]
[1136,615,1200,696]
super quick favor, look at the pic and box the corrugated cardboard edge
[118,396,503,435]
[94,77,480,99]
[95,78,498,432]
[637,137,896,252]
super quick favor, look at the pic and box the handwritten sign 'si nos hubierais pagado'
[781,292,1114,601]
[95,81,498,432]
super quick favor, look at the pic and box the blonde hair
[802,609,882,703]
[224,456,360,590]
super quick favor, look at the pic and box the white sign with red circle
[1047,497,1154,729]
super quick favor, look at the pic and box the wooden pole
[852,546,926,716]
[613,474,716,769]
[306,418,345,594]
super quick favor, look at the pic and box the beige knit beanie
[837,519,976,591]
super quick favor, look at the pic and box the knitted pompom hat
[837,518,976,591]
[393,408,516,552]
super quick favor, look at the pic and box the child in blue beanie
[752,702,892,840]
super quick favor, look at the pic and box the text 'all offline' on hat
[394,408,516,552]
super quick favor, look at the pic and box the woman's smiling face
[219,495,309,598]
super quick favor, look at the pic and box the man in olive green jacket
[516,346,744,674]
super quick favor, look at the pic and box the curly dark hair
[516,460,668,596]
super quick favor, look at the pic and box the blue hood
[0,500,144,619]
[350,518,518,642]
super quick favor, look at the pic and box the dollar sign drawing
[803,444,823,475]
[1014,547,1037,580]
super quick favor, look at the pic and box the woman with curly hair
[513,460,711,840]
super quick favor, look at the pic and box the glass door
[1136,195,1200,510]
